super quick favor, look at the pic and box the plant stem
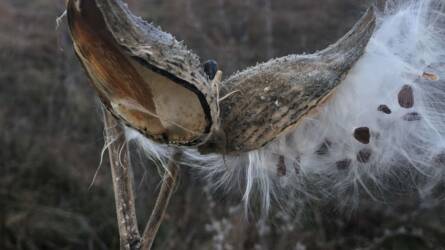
[103,110,141,250]
[141,151,181,250]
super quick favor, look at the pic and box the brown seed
[353,127,370,144]
[372,131,381,140]
[433,152,445,165]
[294,156,301,175]
[422,71,439,81]
[398,84,414,109]
[277,155,286,177]
[315,140,331,155]
[336,159,352,170]
[357,149,372,163]
[378,104,392,114]
[402,112,422,121]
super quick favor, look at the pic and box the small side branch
[141,151,181,250]
[103,110,141,249]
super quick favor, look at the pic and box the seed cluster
[276,71,436,177]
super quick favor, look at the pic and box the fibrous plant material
[115,0,445,214]
[66,0,445,247]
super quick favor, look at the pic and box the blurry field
[1,0,445,249]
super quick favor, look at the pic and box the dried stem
[141,151,181,250]
[104,108,181,250]
[104,110,141,249]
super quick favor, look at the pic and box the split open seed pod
[67,0,218,146]
[67,0,376,154]
[213,8,376,153]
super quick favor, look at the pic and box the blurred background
[2,0,445,249]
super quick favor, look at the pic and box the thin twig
[103,110,141,250]
[141,151,181,250]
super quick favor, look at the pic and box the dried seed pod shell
[67,0,217,146]
[207,8,376,153]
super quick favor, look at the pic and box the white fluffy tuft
[126,0,445,213]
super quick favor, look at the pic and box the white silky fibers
[123,0,445,212]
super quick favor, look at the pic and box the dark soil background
[2,0,445,249]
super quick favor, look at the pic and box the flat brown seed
[336,159,352,170]
[277,156,286,177]
[398,84,414,108]
[353,127,371,144]
[294,156,301,175]
[402,112,421,121]
[378,104,392,114]
[422,71,439,81]
[433,152,445,165]
[357,149,372,163]
[315,140,331,156]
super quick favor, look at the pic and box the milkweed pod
[201,8,376,153]
[67,0,218,146]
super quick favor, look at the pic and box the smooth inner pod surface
[67,0,210,145]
